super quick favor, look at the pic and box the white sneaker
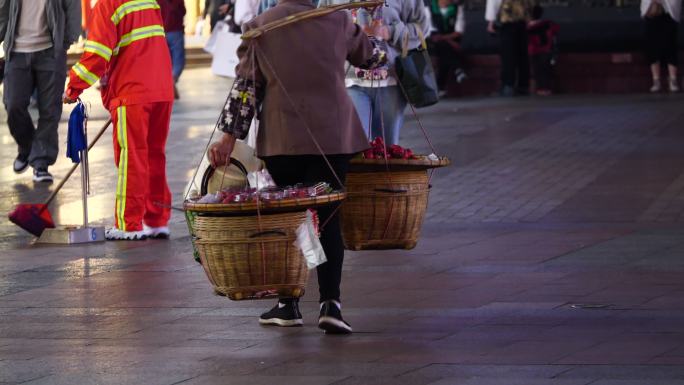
[143,224,170,239]
[105,228,147,241]
[669,78,680,93]
[650,79,661,93]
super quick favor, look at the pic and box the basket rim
[349,156,451,171]
[184,191,346,213]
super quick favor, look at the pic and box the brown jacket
[221,0,383,157]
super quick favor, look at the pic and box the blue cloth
[347,85,407,146]
[165,31,185,81]
[66,102,87,163]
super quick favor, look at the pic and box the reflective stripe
[113,24,165,55]
[83,40,112,61]
[111,0,160,25]
[116,106,129,232]
[72,63,99,86]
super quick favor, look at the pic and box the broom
[8,119,112,236]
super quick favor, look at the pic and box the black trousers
[531,53,553,91]
[2,48,66,169]
[499,22,530,91]
[262,154,352,303]
[427,39,462,90]
[645,14,679,66]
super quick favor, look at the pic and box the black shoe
[318,300,352,334]
[32,168,53,183]
[13,156,29,174]
[259,300,303,327]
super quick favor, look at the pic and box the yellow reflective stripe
[113,24,165,54]
[116,106,129,232]
[72,63,99,86]
[111,0,160,25]
[83,40,112,61]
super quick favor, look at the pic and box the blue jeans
[347,85,407,145]
[165,31,185,81]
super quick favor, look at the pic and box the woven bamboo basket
[188,211,309,300]
[341,170,430,250]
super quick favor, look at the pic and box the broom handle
[43,119,112,208]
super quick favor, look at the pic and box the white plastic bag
[209,23,242,78]
[295,210,326,269]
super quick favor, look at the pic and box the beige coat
[235,0,376,157]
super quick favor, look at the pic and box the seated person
[427,0,466,95]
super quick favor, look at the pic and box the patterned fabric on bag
[498,0,533,23]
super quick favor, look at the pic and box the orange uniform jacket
[66,0,174,109]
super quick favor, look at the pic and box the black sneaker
[318,300,352,334]
[259,300,303,327]
[32,168,53,183]
[13,156,29,174]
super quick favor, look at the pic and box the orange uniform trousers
[111,101,172,232]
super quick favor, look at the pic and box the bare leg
[650,63,662,92]
[667,64,679,92]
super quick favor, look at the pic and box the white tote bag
[210,23,242,78]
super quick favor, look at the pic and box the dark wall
[459,7,684,53]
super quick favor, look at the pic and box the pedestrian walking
[0,0,81,182]
[63,0,175,241]
[159,0,186,99]
[318,0,430,146]
[641,0,681,92]
[486,0,533,96]
[207,0,387,334]
[527,5,558,96]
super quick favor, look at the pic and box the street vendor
[208,0,387,334]
[63,0,175,241]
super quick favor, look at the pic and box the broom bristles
[8,204,55,237]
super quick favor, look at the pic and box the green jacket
[0,0,81,60]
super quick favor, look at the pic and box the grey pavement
[1,68,684,384]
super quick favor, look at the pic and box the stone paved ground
[1,68,684,384]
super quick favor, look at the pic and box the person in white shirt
[427,0,466,95]
[641,0,681,92]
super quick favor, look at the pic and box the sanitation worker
[64,0,174,241]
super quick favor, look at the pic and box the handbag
[394,26,439,108]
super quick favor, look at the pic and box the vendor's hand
[487,21,496,34]
[208,133,237,168]
[218,4,230,15]
[63,92,77,104]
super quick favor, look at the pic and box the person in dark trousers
[641,0,680,92]
[427,0,466,96]
[204,0,232,31]
[486,0,533,96]
[159,0,186,99]
[208,0,387,334]
[0,0,81,182]
[527,5,558,96]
